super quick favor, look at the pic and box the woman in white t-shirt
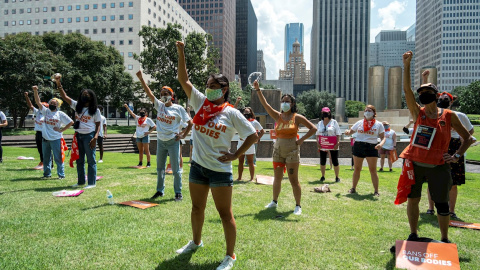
[236,107,265,181]
[0,110,8,163]
[56,75,102,189]
[316,107,342,183]
[32,86,74,179]
[378,121,397,172]
[175,41,258,269]
[124,104,156,167]
[344,105,386,196]
[25,92,50,168]
[136,71,193,201]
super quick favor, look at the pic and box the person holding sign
[316,107,341,182]
[254,83,317,216]
[422,71,476,220]
[32,86,74,179]
[57,76,102,188]
[344,105,385,196]
[124,105,156,168]
[136,71,192,202]
[378,121,397,172]
[399,51,474,243]
[176,41,258,270]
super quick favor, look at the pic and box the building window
[59,18,64,23]
[43,7,47,12]
[35,19,39,24]
[93,29,97,34]
[84,29,89,34]
[120,52,124,56]
[68,5,72,11]
[119,15,124,20]
[27,20,31,25]
[51,7,55,12]
[102,28,106,33]
[128,14,133,20]
[50,19,55,24]
[110,40,115,45]
[12,21,16,26]
[128,65,133,70]
[119,27,124,33]
[128,40,133,45]
[111,3,115,8]
[4,10,7,15]
[110,15,115,21]
[76,5,80,10]
[84,17,89,22]
[20,9,24,14]
[110,28,115,33]
[93,16,98,21]
[59,6,63,11]
[119,40,124,45]
[4,21,8,26]
[102,3,106,9]
[93,4,98,9]
[43,19,47,24]
[67,18,72,23]
[120,2,124,8]
[128,2,133,7]
[128,27,133,32]
[102,16,106,21]
[76,17,80,22]
[84,4,89,10]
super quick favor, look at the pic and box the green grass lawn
[1,147,479,269]
[2,125,136,136]
[466,126,480,161]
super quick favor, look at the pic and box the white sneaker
[265,200,277,208]
[216,254,236,270]
[294,205,302,215]
[84,185,96,189]
[98,160,103,163]
[176,240,203,254]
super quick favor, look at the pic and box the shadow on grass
[385,254,396,270]
[0,185,72,195]
[418,213,440,228]
[253,208,297,222]
[5,168,36,172]
[340,192,378,201]
[232,180,250,185]
[155,252,219,270]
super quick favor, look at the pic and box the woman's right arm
[123,104,137,119]
[55,75,72,106]
[32,86,43,109]
[24,92,34,110]
[176,41,193,99]
[253,80,279,121]
[403,51,420,121]
[136,71,156,103]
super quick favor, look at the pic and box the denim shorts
[189,160,233,187]
[136,136,150,143]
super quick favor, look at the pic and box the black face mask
[81,95,89,103]
[244,114,251,119]
[139,112,146,117]
[49,105,57,111]
[437,99,450,109]
[419,93,437,105]
[322,113,329,118]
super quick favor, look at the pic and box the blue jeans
[42,138,64,177]
[156,138,182,194]
[76,132,97,185]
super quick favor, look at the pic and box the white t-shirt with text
[40,106,73,141]
[154,98,191,141]
[33,107,45,132]
[351,119,385,144]
[70,100,101,134]
[190,86,256,172]
[135,116,156,138]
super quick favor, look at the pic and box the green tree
[459,81,480,114]
[135,24,219,105]
[345,100,366,118]
[229,82,250,109]
[450,86,467,109]
[297,90,336,119]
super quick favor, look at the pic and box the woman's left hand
[334,143,339,150]
[53,127,62,132]
[443,153,459,163]
[218,151,237,163]
[89,137,97,149]
[375,144,382,150]
[296,139,304,146]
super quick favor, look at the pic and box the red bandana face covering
[192,99,233,125]
[363,118,376,132]
[138,116,147,126]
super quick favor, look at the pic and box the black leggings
[35,131,44,162]
[320,150,339,166]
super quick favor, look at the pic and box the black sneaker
[151,191,164,199]
[348,188,356,194]
[335,177,340,183]
[320,176,325,182]
[175,193,183,202]
[58,176,65,179]
[146,162,151,167]
[441,238,451,243]
[137,162,143,167]
[426,209,435,215]
[407,233,419,241]
[450,212,459,219]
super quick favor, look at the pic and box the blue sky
[250,0,416,80]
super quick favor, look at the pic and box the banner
[119,201,159,209]
[395,240,460,270]
[449,220,480,230]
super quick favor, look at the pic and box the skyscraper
[311,0,370,102]
[415,0,480,91]
[176,0,236,81]
[284,23,304,66]
[257,50,266,80]
[235,0,257,89]
[279,39,311,84]
[370,30,415,107]
[406,23,415,42]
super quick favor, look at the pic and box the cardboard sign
[119,200,159,209]
[130,166,147,169]
[318,136,337,150]
[412,125,437,150]
[52,190,84,197]
[449,220,480,230]
[17,156,35,160]
[269,130,277,139]
[256,175,274,185]
[395,240,460,270]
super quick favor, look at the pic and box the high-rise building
[235,0,257,89]
[311,0,370,102]
[176,0,236,82]
[257,50,266,80]
[415,0,480,91]
[279,39,311,84]
[284,23,304,66]
[0,0,204,79]
[370,30,415,107]
[406,23,415,42]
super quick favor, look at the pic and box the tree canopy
[296,89,336,119]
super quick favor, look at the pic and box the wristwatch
[453,153,461,159]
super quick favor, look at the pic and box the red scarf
[138,116,147,126]
[394,159,415,205]
[385,128,391,132]
[248,118,255,122]
[69,133,80,168]
[363,118,376,132]
[193,99,233,125]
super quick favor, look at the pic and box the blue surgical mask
[281,102,291,112]
[206,88,224,101]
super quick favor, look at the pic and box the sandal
[373,192,380,197]
[348,188,356,194]
[426,209,435,215]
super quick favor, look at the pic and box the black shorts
[97,136,104,146]
[408,163,452,203]
[352,141,378,158]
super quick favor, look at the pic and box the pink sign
[318,136,337,150]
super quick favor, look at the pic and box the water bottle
[106,190,115,205]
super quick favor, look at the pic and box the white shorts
[237,140,256,155]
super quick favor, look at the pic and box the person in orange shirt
[401,51,474,243]
[254,81,317,215]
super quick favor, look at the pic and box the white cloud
[370,1,407,42]
[371,0,376,9]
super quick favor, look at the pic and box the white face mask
[160,96,172,103]
[281,102,291,112]
[364,111,374,119]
